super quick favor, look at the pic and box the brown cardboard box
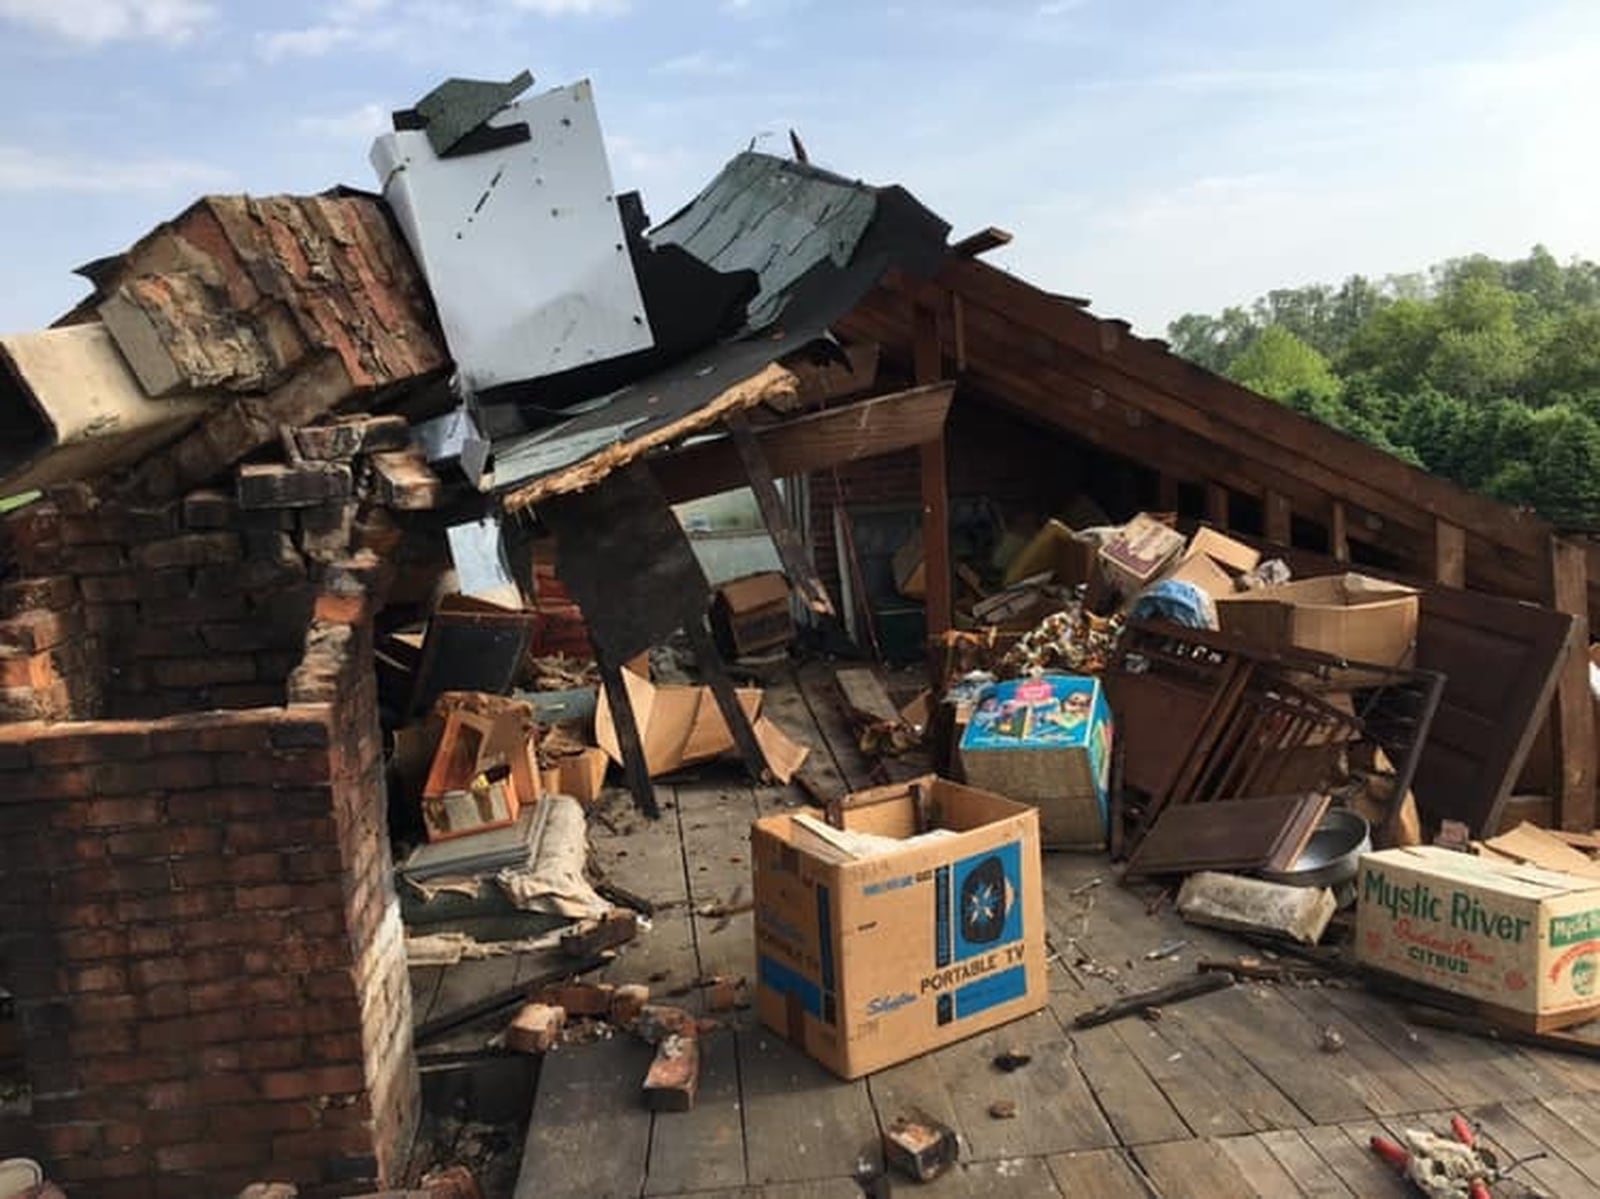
[1003,519,1097,589]
[1357,846,1600,1031]
[1097,513,1186,596]
[1216,573,1419,669]
[711,572,794,658]
[595,666,808,782]
[540,746,609,805]
[752,776,1048,1078]
[1182,527,1262,577]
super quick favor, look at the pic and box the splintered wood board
[1125,793,1330,878]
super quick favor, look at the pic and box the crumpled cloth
[1130,579,1218,630]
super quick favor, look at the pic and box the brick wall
[0,623,415,1197]
[1,486,316,720]
[0,477,417,1197]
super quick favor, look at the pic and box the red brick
[209,1101,316,1137]
[80,574,142,604]
[215,748,331,788]
[283,848,345,881]
[131,958,188,990]
[190,975,295,1011]
[198,1045,242,1072]
[131,569,193,602]
[0,608,80,656]
[72,992,140,1024]
[114,889,227,925]
[150,721,274,755]
[271,1126,375,1162]
[142,593,249,627]
[235,884,300,911]
[79,1054,188,1088]
[139,1111,207,1143]
[101,1119,148,1151]
[53,899,118,928]
[149,655,257,689]
[210,682,290,708]
[260,1064,364,1101]
[130,532,241,571]
[53,1149,153,1183]
[128,925,176,955]
[180,949,245,984]
[72,861,174,897]
[0,573,77,616]
[141,984,190,1019]
[239,1039,309,1072]
[307,1031,364,1063]
[154,1139,268,1173]
[29,728,151,766]
[39,1120,102,1157]
[226,817,336,852]
[193,1073,260,1104]
[58,542,127,574]
[65,961,128,992]
[80,796,166,828]
[70,1023,137,1057]
[57,928,127,963]
[0,648,64,689]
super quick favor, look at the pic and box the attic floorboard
[497,662,1600,1198]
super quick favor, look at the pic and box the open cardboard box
[1217,572,1419,670]
[752,775,1047,1078]
[595,666,808,782]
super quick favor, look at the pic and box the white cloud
[508,0,628,11]
[653,50,742,77]
[297,102,390,140]
[0,0,213,45]
[1036,0,1088,14]
[0,144,230,193]
[256,24,358,60]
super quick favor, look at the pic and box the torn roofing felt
[488,151,951,511]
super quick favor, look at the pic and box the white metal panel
[371,79,653,396]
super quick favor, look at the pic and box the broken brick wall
[0,615,416,1198]
[0,486,319,721]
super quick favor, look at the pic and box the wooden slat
[914,305,952,645]
[1300,1125,1410,1197]
[1214,1134,1310,1197]
[952,226,1014,257]
[643,1028,746,1195]
[1433,518,1466,587]
[1329,501,1350,564]
[514,1036,655,1199]
[1135,1140,1261,1196]
[1264,491,1292,546]
[739,1027,880,1185]
[1207,482,1230,530]
[1069,1022,1190,1145]
[727,409,835,617]
[1046,1150,1160,1199]
[650,383,954,504]
[1549,535,1595,831]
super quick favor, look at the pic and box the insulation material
[497,794,610,919]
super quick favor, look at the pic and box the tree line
[1167,247,1600,528]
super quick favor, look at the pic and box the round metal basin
[1259,808,1371,889]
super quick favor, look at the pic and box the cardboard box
[1182,527,1262,577]
[540,746,610,805]
[1217,573,1419,669]
[1003,519,1097,589]
[893,531,925,600]
[1097,513,1186,596]
[595,667,808,783]
[711,572,794,658]
[752,775,1048,1078]
[1356,846,1600,1031]
[956,675,1114,849]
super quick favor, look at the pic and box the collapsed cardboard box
[1098,513,1185,596]
[540,746,610,806]
[957,674,1114,849]
[1357,846,1600,1031]
[711,571,794,658]
[1160,526,1261,603]
[751,775,1047,1078]
[1003,519,1097,589]
[595,667,808,782]
[1217,572,1419,670]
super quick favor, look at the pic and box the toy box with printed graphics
[1356,846,1600,1032]
[751,776,1047,1078]
[957,674,1115,849]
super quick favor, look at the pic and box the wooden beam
[928,257,1551,564]
[1265,491,1291,545]
[913,306,952,643]
[650,383,954,504]
[1206,483,1229,530]
[1433,518,1466,588]
[726,410,835,617]
[1330,501,1350,564]
[951,226,1013,258]
[1548,536,1595,832]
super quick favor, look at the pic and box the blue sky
[1,0,1597,337]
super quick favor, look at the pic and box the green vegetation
[1167,247,1600,527]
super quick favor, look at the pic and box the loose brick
[0,574,77,617]
[181,488,235,529]
[238,461,353,509]
[367,448,441,509]
[0,608,81,656]
[130,531,242,571]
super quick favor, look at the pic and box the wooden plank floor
[501,661,1600,1198]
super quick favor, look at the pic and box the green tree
[1225,326,1340,402]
